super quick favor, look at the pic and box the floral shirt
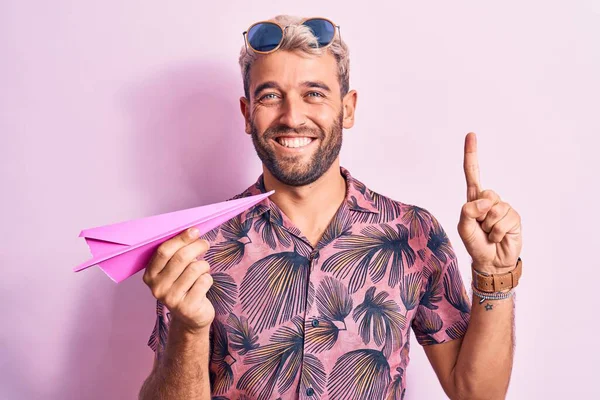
[148,167,471,400]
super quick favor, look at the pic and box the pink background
[1,1,598,398]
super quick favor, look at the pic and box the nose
[278,94,307,129]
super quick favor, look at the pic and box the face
[240,50,357,186]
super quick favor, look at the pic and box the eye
[259,93,279,102]
[306,91,325,98]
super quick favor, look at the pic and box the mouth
[273,136,317,149]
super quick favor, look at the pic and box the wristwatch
[471,258,522,293]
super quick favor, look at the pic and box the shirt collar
[236,167,379,223]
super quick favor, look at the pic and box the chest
[204,220,426,398]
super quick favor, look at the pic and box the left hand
[458,132,523,275]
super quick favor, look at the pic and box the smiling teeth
[277,137,313,148]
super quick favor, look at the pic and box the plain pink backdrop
[1,1,598,399]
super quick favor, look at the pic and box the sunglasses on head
[243,17,341,54]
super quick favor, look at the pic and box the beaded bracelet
[471,284,515,304]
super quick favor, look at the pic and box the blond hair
[238,15,350,99]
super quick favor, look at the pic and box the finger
[481,202,511,233]
[476,190,502,222]
[182,273,214,306]
[460,198,494,221]
[464,132,482,202]
[145,228,201,279]
[158,239,211,284]
[489,209,521,243]
[458,198,494,241]
[164,261,211,308]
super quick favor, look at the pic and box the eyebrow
[253,80,333,99]
[300,80,332,92]
[253,81,281,99]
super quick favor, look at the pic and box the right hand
[143,227,215,333]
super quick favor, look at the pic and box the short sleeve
[147,300,172,360]
[411,215,472,346]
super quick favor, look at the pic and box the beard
[250,111,344,187]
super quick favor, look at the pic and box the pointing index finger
[464,132,481,202]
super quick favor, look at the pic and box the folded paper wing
[74,191,273,283]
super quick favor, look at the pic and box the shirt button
[311,319,319,328]
[306,387,315,396]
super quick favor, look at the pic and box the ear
[342,90,358,129]
[239,96,251,135]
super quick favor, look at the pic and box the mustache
[263,125,324,139]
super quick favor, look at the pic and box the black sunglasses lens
[247,22,283,52]
[303,19,335,47]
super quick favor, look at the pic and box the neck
[262,160,346,246]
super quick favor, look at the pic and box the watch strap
[472,257,522,293]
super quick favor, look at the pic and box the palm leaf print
[237,317,305,400]
[237,340,288,399]
[148,301,170,357]
[204,240,247,272]
[399,271,422,314]
[328,349,391,400]
[220,215,253,240]
[443,260,471,314]
[349,175,373,201]
[246,203,269,219]
[369,191,403,223]
[206,273,237,315]
[203,215,253,271]
[317,205,353,248]
[413,305,443,345]
[307,280,316,313]
[210,319,235,395]
[446,319,468,340]
[322,224,416,293]
[345,173,376,212]
[306,317,341,353]
[446,311,470,340]
[278,343,304,395]
[353,287,406,358]
[399,340,410,369]
[213,395,251,400]
[240,249,309,333]
[306,278,345,354]
[290,235,313,259]
[200,227,218,242]
[253,204,299,250]
[315,276,353,322]
[348,195,372,213]
[300,354,326,400]
[401,205,432,239]
[372,225,414,287]
[226,313,259,355]
[420,260,443,310]
[322,242,371,294]
[386,367,405,400]
[424,218,453,266]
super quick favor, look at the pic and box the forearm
[139,318,211,400]
[453,293,515,400]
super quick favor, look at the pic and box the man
[139,14,523,400]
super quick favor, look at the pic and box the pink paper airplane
[74,191,274,283]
